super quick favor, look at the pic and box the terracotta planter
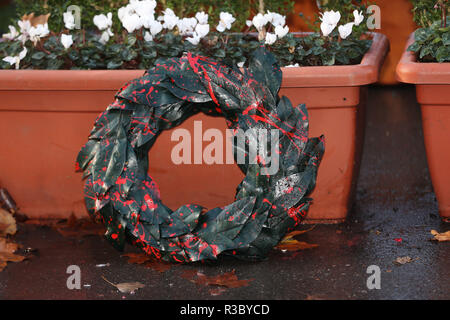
[396,33,450,222]
[0,33,389,223]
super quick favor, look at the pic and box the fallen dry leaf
[394,256,417,265]
[0,208,16,236]
[102,276,145,294]
[281,226,316,241]
[21,13,51,26]
[0,238,25,272]
[276,226,318,252]
[182,269,253,290]
[121,252,171,273]
[430,230,450,242]
[275,239,318,252]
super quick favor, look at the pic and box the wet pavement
[0,85,449,300]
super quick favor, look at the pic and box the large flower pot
[0,32,389,223]
[396,33,450,222]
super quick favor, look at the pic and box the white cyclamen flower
[274,25,289,38]
[2,25,19,40]
[149,20,163,36]
[237,61,245,68]
[29,23,50,45]
[99,28,114,44]
[141,14,156,29]
[320,10,341,37]
[353,10,364,26]
[133,0,157,18]
[186,33,201,45]
[161,8,179,30]
[118,5,132,21]
[3,47,27,69]
[245,20,252,27]
[320,10,341,26]
[121,13,143,33]
[338,22,354,39]
[144,31,153,41]
[17,19,31,43]
[265,32,277,45]
[252,13,268,31]
[266,11,286,27]
[63,11,76,30]
[195,23,210,38]
[119,1,156,32]
[320,22,335,37]
[216,12,235,32]
[93,12,113,31]
[195,11,208,25]
[177,17,197,35]
[61,34,73,49]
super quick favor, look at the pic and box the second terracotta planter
[396,33,450,222]
[0,33,389,223]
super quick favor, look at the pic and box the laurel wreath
[75,47,325,263]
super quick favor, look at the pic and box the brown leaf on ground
[115,282,145,294]
[430,230,450,242]
[0,238,25,272]
[54,214,104,238]
[281,226,316,241]
[21,13,51,26]
[101,276,145,294]
[275,239,318,252]
[394,256,417,265]
[182,269,253,290]
[0,208,16,236]
[276,226,318,252]
[121,252,171,273]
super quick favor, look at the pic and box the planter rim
[0,32,389,90]
[396,32,450,84]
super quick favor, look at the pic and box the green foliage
[407,1,450,62]
[410,0,447,28]
[1,0,372,69]
[0,30,372,70]
[271,33,371,66]
[408,17,450,62]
